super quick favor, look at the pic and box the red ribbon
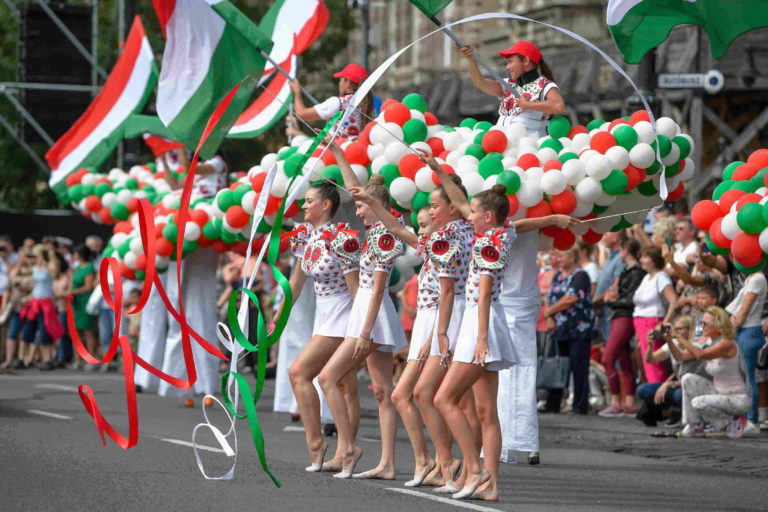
[320,222,359,242]
[280,224,307,242]
[474,228,506,250]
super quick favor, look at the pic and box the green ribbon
[220,112,343,486]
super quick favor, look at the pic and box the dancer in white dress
[280,182,361,472]
[434,185,518,502]
[319,144,407,479]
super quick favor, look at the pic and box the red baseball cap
[499,41,543,64]
[333,64,369,84]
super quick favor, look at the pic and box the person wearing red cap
[459,41,564,138]
[289,63,373,141]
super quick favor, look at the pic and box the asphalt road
[1,369,766,512]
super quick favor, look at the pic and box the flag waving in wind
[45,16,157,196]
[409,0,453,18]
[608,0,768,64]
[153,0,272,158]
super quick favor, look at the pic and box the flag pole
[258,49,320,105]
[426,15,518,97]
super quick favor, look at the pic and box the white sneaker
[743,420,761,436]
[727,416,746,439]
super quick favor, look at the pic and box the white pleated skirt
[430,295,466,357]
[346,286,407,353]
[407,308,438,361]
[313,290,354,338]
[453,302,519,371]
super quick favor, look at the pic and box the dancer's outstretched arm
[348,186,419,247]
[417,150,471,219]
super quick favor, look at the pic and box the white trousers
[682,373,750,429]
[158,249,222,398]
[498,302,540,458]
[134,273,168,391]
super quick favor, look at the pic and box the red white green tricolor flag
[409,0,453,18]
[45,16,157,195]
[608,0,768,64]
[153,0,272,158]
[229,0,329,138]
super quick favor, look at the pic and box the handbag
[536,334,571,389]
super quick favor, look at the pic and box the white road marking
[358,436,381,444]
[35,383,78,392]
[160,438,226,454]
[386,488,504,511]
[283,425,305,432]
[27,409,73,420]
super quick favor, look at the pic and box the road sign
[658,70,724,94]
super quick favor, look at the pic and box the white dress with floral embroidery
[407,236,441,361]
[290,221,360,338]
[346,221,408,353]
[453,227,520,371]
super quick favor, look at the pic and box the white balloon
[575,177,603,203]
[536,147,558,164]
[517,180,544,207]
[155,256,170,269]
[443,131,464,151]
[270,167,290,197]
[484,175,499,189]
[633,121,655,144]
[260,152,277,171]
[721,211,742,240]
[524,166,544,184]
[571,218,590,235]
[290,135,309,148]
[571,132,591,152]
[351,164,369,185]
[409,110,426,123]
[579,149,600,163]
[595,191,617,206]
[445,150,462,167]
[367,143,386,161]
[629,143,656,169]
[183,222,201,241]
[410,141,431,156]
[101,192,117,208]
[370,155,389,175]
[380,122,405,146]
[298,139,314,155]
[117,189,133,204]
[558,137,574,151]
[505,123,528,144]
[678,157,696,182]
[457,155,480,174]
[585,154,612,180]
[124,251,138,270]
[562,159,587,186]
[129,237,144,255]
[161,194,178,209]
[415,167,438,192]
[759,227,768,254]
[661,143,681,166]
[390,177,417,205]
[241,190,257,215]
[461,172,486,196]
[111,233,129,249]
[606,146,630,171]
[427,125,443,138]
[384,141,410,165]
[222,217,240,234]
[303,157,325,181]
[541,170,567,196]
[656,117,679,138]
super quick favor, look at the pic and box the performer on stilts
[318,143,407,480]
[460,41,576,464]
[156,154,228,407]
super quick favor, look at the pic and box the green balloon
[81,184,94,197]
[734,258,767,274]
[322,164,342,185]
[722,161,743,181]
[750,175,765,192]
[145,162,156,172]
[110,203,129,220]
[103,247,114,258]
[379,164,401,186]
[465,143,485,160]
[601,170,629,195]
[118,240,131,258]
[547,116,571,139]
[591,204,609,215]
[182,240,198,254]
[284,153,305,177]
[485,152,504,161]
[216,189,236,211]
[497,170,521,194]
[474,121,493,132]
[473,131,486,145]
[124,178,138,190]
[651,135,672,157]
[559,152,578,163]
[713,180,735,200]
[732,180,758,193]
[761,202,768,226]
[202,221,220,240]
[142,185,156,196]
[277,146,298,161]
[478,157,503,179]
[402,93,428,113]
[460,118,477,129]
[388,266,402,287]
[637,180,658,196]
[220,229,238,244]
[705,233,730,255]
[673,136,691,160]
[412,190,430,212]
[94,183,112,197]
[646,160,661,175]
[403,119,428,144]
[163,222,179,243]
[257,218,272,234]
[613,125,638,150]
[540,137,563,153]
[135,270,146,280]
[586,119,606,131]
[737,203,765,234]
[233,184,250,205]
[68,184,84,203]
[664,162,681,177]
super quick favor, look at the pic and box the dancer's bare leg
[471,371,501,501]
[413,356,456,482]
[392,360,434,481]
[435,362,488,493]
[288,335,343,468]
[325,368,360,470]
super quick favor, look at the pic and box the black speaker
[19,1,94,144]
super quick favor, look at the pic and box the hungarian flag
[45,16,157,196]
[142,134,184,158]
[608,0,768,64]
[153,0,272,158]
[229,0,328,138]
[409,0,453,18]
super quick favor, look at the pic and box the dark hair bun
[368,174,385,186]
[491,184,508,196]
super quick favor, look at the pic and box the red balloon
[590,132,617,154]
[527,200,553,218]
[84,195,102,212]
[96,177,111,186]
[156,238,174,257]
[399,153,423,180]
[424,112,439,126]
[427,137,445,156]
[568,125,588,137]
[120,263,136,281]
[135,254,147,272]
[380,99,398,112]
[481,130,508,154]
[608,119,630,131]
[114,221,133,234]
[581,229,603,244]
[440,163,455,175]
[126,197,140,212]
[709,218,732,249]
[624,164,642,190]
[719,189,746,215]
[553,229,576,250]
[543,159,562,171]
[226,205,250,229]
[382,102,411,125]
[667,183,685,201]
[747,149,768,170]
[359,121,376,146]
[189,209,209,226]
[211,241,228,253]
[691,200,723,230]
[65,168,89,187]
[542,225,564,237]
[284,200,300,218]
[99,208,114,225]
[507,194,520,217]
[736,193,762,209]
[250,172,267,192]
[731,232,763,267]
[629,110,651,125]
[550,190,577,214]
[345,142,370,166]
[198,235,213,248]
[517,153,540,170]
[264,195,282,216]
[315,147,336,166]
[732,163,759,181]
